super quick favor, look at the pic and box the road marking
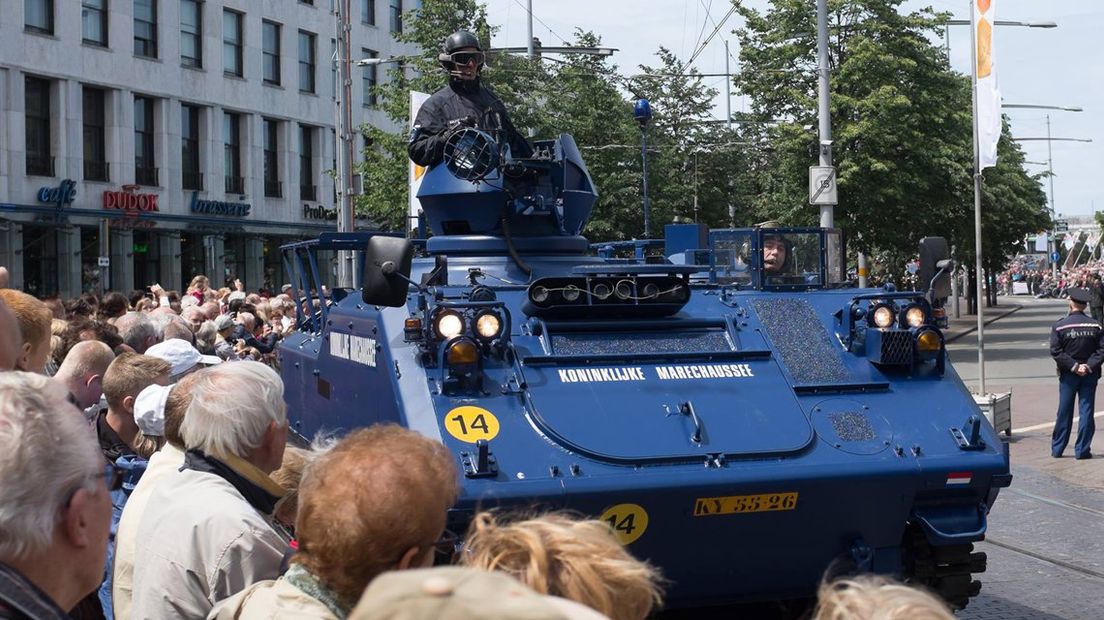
[1012,411,1104,434]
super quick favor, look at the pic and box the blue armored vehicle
[279,128,1011,610]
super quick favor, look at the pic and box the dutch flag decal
[946,472,972,486]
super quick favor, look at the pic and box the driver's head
[763,236,789,275]
[439,31,484,82]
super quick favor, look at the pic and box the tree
[732,0,1048,285]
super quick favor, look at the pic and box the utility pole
[968,0,986,395]
[724,40,732,131]
[334,0,356,288]
[1047,114,1058,281]
[527,0,534,60]
[815,0,833,229]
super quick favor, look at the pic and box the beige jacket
[113,442,186,620]
[130,453,288,620]
[207,578,339,620]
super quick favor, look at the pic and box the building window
[224,112,243,194]
[223,9,243,77]
[134,0,158,58]
[134,96,157,186]
[82,0,108,46]
[298,31,316,93]
[361,48,378,106]
[262,21,281,85]
[362,0,374,25]
[263,119,281,198]
[24,77,53,177]
[83,87,108,182]
[25,0,53,35]
[182,104,202,190]
[299,125,315,201]
[180,0,202,68]
[389,0,401,34]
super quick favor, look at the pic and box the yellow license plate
[693,492,799,517]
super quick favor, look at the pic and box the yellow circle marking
[444,406,500,443]
[599,503,649,545]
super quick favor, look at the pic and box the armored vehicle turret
[279,127,1010,610]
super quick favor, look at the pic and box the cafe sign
[37,179,77,207]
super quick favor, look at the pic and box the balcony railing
[83,161,110,182]
[135,165,159,186]
[26,154,55,177]
[264,179,283,198]
[183,170,204,191]
[225,175,245,194]
[300,184,317,201]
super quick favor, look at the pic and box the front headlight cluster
[430,308,505,343]
[867,302,930,329]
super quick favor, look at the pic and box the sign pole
[969,0,986,395]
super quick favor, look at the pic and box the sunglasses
[451,52,484,66]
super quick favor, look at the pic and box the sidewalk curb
[945,304,1024,343]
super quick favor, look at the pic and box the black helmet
[443,30,482,54]
[439,30,485,77]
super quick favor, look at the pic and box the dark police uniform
[407,78,532,168]
[1049,288,1104,458]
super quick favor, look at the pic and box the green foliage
[733,0,1049,274]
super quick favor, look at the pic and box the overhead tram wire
[691,0,715,58]
[698,0,741,69]
[511,0,569,45]
[680,5,738,73]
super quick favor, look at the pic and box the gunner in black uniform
[408,30,532,167]
[1049,287,1104,459]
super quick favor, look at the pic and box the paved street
[949,297,1104,620]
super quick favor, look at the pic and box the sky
[482,0,1102,219]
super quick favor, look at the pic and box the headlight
[917,329,941,353]
[530,285,550,304]
[592,282,612,300]
[905,306,926,328]
[872,305,895,328]
[562,285,581,302]
[474,312,502,340]
[433,310,464,339]
[446,338,480,366]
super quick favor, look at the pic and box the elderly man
[212,425,459,618]
[145,338,221,383]
[181,306,205,333]
[0,372,114,619]
[0,289,52,373]
[130,362,289,618]
[50,340,116,410]
[113,312,158,354]
[112,372,202,620]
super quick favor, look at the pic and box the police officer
[1049,287,1104,459]
[408,30,532,167]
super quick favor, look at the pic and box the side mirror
[919,237,951,300]
[361,236,415,308]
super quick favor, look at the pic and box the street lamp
[1010,107,1091,279]
[942,19,1057,59]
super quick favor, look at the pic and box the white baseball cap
[134,383,173,436]
[146,338,222,378]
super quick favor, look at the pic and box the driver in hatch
[763,234,792,276]
[408,30,532,167]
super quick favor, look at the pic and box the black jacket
[408,78,531,167]
[1050,310,1104,375]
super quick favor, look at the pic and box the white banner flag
[1035,234,1049,252]
[1064,235,1077,250]
[408,90,431,229]
[974,0,1001,169]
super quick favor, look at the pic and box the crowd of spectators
[0,271,959,620]
[999,259,1104,318]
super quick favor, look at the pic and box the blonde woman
[812,575,954,620]
[459,512,664,620]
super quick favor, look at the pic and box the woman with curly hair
[459,511,664,620]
